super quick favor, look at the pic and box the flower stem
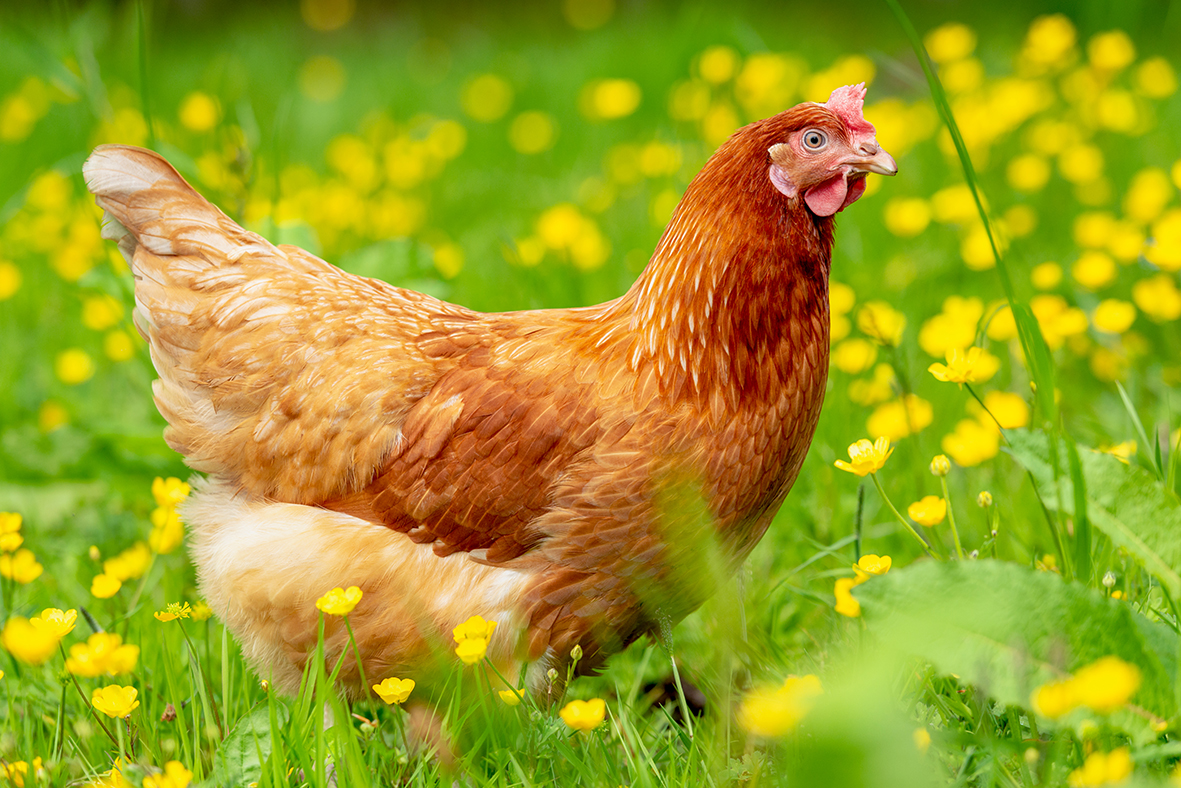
[871,473,941,560]
[179,622,223,738]
[939,476,966,560]
[60,643,120,748]
[343,617,377,721]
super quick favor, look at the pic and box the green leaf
[212,702,290,787]
[856,561,1177,736]
[1007,430,1181,597]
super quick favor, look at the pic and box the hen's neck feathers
[611,112,834,411]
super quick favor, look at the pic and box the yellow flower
[81,294,124,331]
[1071,251,1117,291]
[1072,656,1141,712]
[929,455,951,476]
[834,437,893,477]
[1031,678,1077,719]
[91,573,122,599]
[179,90,220,132]
[977,491,993,508]
[372,677,415,705]
[1132,274,1181,321]
[0,548,43,584]
[913,727,932,753]
[0,261,22,300]
[1087,30,1135,73]
[829,282,855,316]
[92,685,139,718]
[853,554,891,581]
[1092,300,1136,334]
[925,22,976,63]
[1096,441,1137,464]
[582,79,642,120]
[455,637,488,665]
[1068,747,1132,787]
[856,301,906,346]
[0,531,20,552]
[559,698,607,731]
[908,496,947,527]
[738,674,823,737]
[1007,154,1051,192]
[190,602,213,621]
[498,688,524,706]
[56,348,95,385]
[3,758,45,788]
[833,577,861,617]
[143,761,193,788]
[154,602,193,622]
[942,419,1001,467]
[149,506,184,554]
[0,512,21,552]
[31,607,77,637]
[508,111,557,155]
[453,615,498,643]
[104,542,151,582]
[66,632,140,677]
[866,395,933,441]
[981,391,1030,431]
[2,616,61,664]
[315,586,362,616]
[1031,262,1063,289]
[832,338,878,374]
[928,347,1000,386]
[1124,167,1173,224]
[882,197,931,237]
[152,477,191,508]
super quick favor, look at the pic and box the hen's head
[766,83,897,217]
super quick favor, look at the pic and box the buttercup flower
[1067,748,1132,787]
[31,607,77,637]
[833,578,861,617]
[2,617,61,665]
[316,586,362,616]
[143,760,193,788]
[453,615,498,643]
[0,512,21,552]
[3,758,45,788]
[152,477,191,508]
[853,554,892,581]
[66,632,140,677]
[372,677,415,704]
[929,454,951,476]
[455,637,488,665]
[908,496,948,527]
[91,573,122,598]
[91,685,140,718]
[834,437,893,476]
[560,698,607,731]
[498,689,524,706]
[738,675,823,737]
[154,602,193,622]
[0,548,43,584]
[928,346,1000,386]
[190,601,213,621]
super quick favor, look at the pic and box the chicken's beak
[848,141,898,176]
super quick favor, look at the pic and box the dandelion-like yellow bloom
[372,677,415,705]
[833,577,861,617]
[908,496,947,527]
[92,685,139,718]
[1072,656,1141,713]
[928,347,1000,386]
[559,698,607,731]
[2,616,61,665]
[31,607,77,637]
[90,573,121,599]
[498,689,524,706]
[66,632,140,677]
[316,586,363,616]
[1067,747,1132,787]
[737,675,823,737]
[0,548,43,584]
[853,554,891,581]
[143,760,193,788]
[453,615,498,643]
[834,437,893,477]
[154,602,193,622]
[152,477,191,508]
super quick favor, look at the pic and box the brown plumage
[84,84,895,697]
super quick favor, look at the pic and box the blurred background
[1,0,1180,665]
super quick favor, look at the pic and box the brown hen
[83,83,895,697]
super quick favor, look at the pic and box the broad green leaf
[212,702,289,787]
[1007,430,1181,597]
[856,561,1177,737]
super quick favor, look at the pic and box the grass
[2,1,1181,786]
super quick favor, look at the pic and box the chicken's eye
[802,130,828,151]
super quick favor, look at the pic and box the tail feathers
[83,144,272,263]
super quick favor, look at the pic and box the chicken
[83,83,895,698]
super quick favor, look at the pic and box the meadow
[2,0,1181,785]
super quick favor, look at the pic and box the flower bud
[546,668,559,683]
[570,644,583,662]
[1102,571,1116,588]
[89,545,101,561]
[968,549,979,559]
[977,491,993,507]
[929,454,951,477]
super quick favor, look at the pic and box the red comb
[824,83,875,135]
